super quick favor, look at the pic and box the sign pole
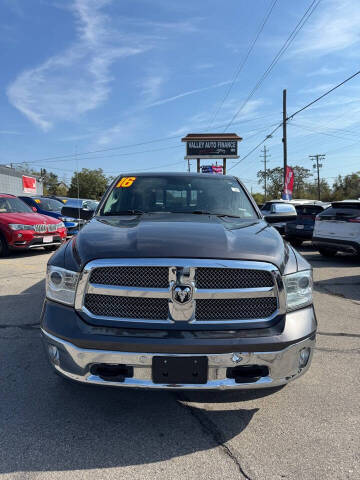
[197,158,200,173]
[223,158,226,175]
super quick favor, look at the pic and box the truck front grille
[84,294,169,320]
[89,266,169,288]
[196,268,273,289]
[77,259,282,326]
[195,298,278,320]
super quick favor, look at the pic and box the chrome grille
[84,294,169,320]
[196,268,274,289]
[196,298,277,321]
[34,224,47,233]
[89,266,169,288]
[47,224,58,233]
[76,259,283,326]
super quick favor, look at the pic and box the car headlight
[60,217,76,222]
[284,270,313,312]
[46,266,79,306]
[8,224,34,231]
[57,221,65,229]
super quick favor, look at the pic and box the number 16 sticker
[116,177,136,188]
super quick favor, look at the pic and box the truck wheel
[0,235,9,257]
[44,245,59,252]
[289,239,303,247]
[318,247,337,257]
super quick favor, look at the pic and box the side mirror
[61,206,94,221]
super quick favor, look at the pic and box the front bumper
[9,234,66,250]
[41,330,314,389]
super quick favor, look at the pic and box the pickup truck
[41,173,316,390]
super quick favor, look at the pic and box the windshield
[0,197,33,214]
[35,197,63,212]
[100,175,257,219]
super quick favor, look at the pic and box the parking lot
[0,246,359,480]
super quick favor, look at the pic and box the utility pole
[187,159,190,172]
[309,154,325,200]
[282,89,287,192]
[260,145,270,201]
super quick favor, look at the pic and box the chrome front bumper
[41,330,315,390]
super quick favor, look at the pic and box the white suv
[313,200,360,257]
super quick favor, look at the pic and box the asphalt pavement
[0,245,359,479]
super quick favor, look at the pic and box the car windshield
[35,197,63,212]
[0,197,33,214]
[101,175,258,219]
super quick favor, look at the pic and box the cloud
[96,116,148,146]
[307,66,345,77]
[140,75,166,102]
[0,130,22,135]
[144,80,233,109]
[298,83,335,95]
[294,0,360,56]
[7,0,149,131]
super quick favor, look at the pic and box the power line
[260,145,271,200]
[309,154,325,200]
[11,113,279,166]
[288,69,360,120]
[225,0,321,132]
[208,0,278,128]
[229,67,360,172]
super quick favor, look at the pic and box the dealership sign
[186,140,237,157]
[282,166,294,200]
[22,175,37,194]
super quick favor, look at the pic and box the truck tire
[289,238,303,247]
[318,247,337,257]
[0,234,9,257]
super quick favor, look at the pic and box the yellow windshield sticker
[116,176,136,188]
[34,199,41,203]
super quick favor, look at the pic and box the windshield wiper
[102,209,146,216]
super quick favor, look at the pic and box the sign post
[182,133,242,174]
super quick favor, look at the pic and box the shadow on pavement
[298,244,360,268]
[314,274,360,302]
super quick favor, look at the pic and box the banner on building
[282,166,294,200]
[22,175,37,194]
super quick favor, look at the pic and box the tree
[252,192,265,205]
[68,168,108,199]
[331,172,360,200]
[257,166,313,199]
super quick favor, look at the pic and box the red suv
[0,194,67,256]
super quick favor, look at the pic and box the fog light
[299,348,311,368]
[17,233,23,238]
[48,345,60,365]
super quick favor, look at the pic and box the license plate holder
[152,356,208,384]
[43,236,53,243]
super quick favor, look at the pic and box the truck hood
[68,213,293,273]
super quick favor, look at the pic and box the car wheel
[318,247,337,257]
[0,234,9,257]
[44,245,59,252]
[289,239,303,247]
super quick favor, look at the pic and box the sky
[1,0,360,193]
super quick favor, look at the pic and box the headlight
[8,224,34,231]
[46,266,79,305]
[60,217,76,222]
[57,221,65,229]
[284,270,313,312]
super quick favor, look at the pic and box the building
[0,165,43,196]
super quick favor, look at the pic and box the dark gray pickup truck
[41,172,316,390]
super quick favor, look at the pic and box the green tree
[257,166,313,199]
[331,172,360,200]
[68,168,108,199]
[251,192,265,205]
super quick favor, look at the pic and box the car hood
[68,213,293,273]
[0,212,60,224]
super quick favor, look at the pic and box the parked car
[41,172,316,391]
[285,203,329,247]
[0,194,67,256]
[313,200,360,257]
[62,198,99,211]
[18,196,80,236]
[261,201,297,234]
